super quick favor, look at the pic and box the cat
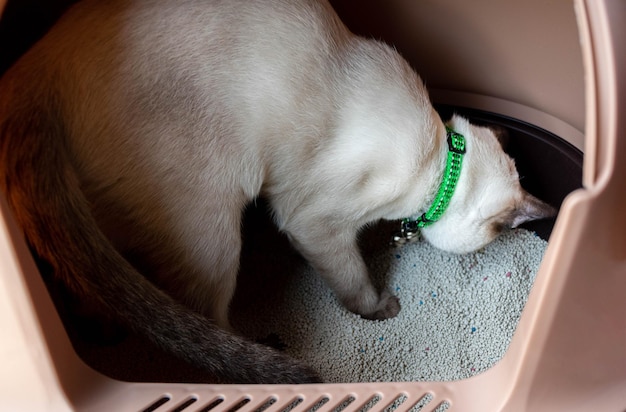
[0,0,555,384]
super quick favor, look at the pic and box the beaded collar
[392,126,466,245]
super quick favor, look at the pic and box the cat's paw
[362,291,401,320]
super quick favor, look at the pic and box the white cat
[0,0,554,383]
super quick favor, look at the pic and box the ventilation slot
[357,395,381,412]
[171,397,198,412]
[356,393,431,412]
[141,395,170,412]
[332,396,356,412]
[253,397,277,412]
[198,397,225,412]
[306,396,330,412]
[382,395,407,412]
[281,396,304,412]
[226,398,251,412]
[406,393,433,412]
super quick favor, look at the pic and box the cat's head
[419,115,556,254]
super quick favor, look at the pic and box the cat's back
[1,0,348,143]
[6,0,345,79]
[0,0,360,237]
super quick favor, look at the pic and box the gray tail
[0,101,319,384]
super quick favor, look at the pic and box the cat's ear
[489,125,510,150]
[510,191,557,228]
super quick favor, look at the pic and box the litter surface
[232,225,547,383]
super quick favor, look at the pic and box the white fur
[5,0,554,327]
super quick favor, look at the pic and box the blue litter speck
[395,286,401,292]
[379,336,384,342]
[395,254,401,259]
[431,292,437,297]
[419,300,424,305]
[471,327,477,333]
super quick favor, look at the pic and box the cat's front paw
[362,291,400,320]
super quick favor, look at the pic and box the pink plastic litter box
[0,0,624,411]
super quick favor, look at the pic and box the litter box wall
[0,1,624,412]
[330,0,586,153]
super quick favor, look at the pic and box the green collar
[393,126,466,245]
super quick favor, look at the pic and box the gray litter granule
[232,228,547,383]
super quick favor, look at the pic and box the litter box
[0,0,624,411]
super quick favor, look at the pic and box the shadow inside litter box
[56,199,400,383]
[231,200,398,346]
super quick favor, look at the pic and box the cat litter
[231,227,547,383]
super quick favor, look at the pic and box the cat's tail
[0,100,319,384]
